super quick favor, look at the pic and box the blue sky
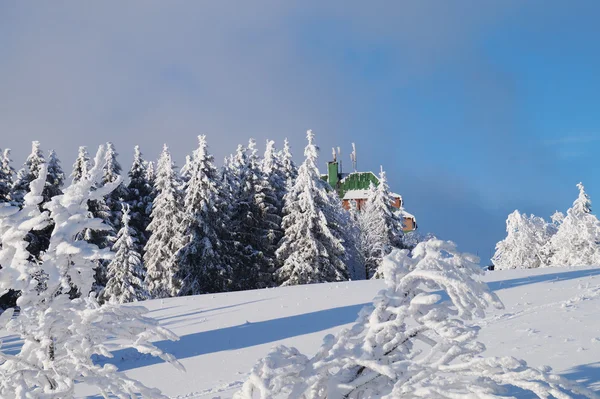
[1,1,600,260]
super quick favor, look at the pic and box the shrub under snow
[235,239,597,399]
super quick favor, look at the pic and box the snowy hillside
[12,265,592,397]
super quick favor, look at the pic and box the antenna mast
[350,143,357,172]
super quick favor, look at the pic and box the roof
[395,209,416,220]
[342,190,371,200]
[342,189,403,201]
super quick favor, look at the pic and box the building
[321,154,417,232]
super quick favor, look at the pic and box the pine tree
[102,204,147,304]
[11,140,45,206]
[236,240,598,399]
[144,145,183,298]
[275,130,348,286]
[360,167,405,278]
[0,147,183,398]
[0,148,14,203]
[175,135,230,295]
[124,146,154,254]
[71,146,90,184]
[544,182,600,266]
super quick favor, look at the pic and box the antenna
[350,143,357,172]
[332,147,337,162]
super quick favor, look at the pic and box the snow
[2,264,595,397]
[342,190,371,200]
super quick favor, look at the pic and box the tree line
[0,130,411,307]
[493,182,600,269]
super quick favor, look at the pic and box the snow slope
[3,266,600,398]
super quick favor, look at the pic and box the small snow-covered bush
[235,239,598,399]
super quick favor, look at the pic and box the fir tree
[43,150,65,203]
[262,139,287,223]
[144,145,183,298]
[0,148,14,203]
[102,204,147,304]
[145,160,156,186]
[228,139,282,290]
[360,167,405,278]
[103,141,127,229]
[70,146,90,184]
[280,138,297,189]
[544,182,600,266]
[275,130,348,286]
[175,135,230,295]
[11,140,45,206]
[124,146,154,254]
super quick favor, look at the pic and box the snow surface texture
[2,263,597,397]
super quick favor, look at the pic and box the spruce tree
[275,130,348,286]
[227,139,282,290]
[544,182,600,266]
[103,142,127,229]
[280,138,297,188]
[102,204,147,303]
[262,139,287,224]
[360,167,405,278]
[0,149,14,203]
[144,145,183,298]
[43,150,65,203]
[11,141,45,206]
[175,135,230,295]
[124,146,153,254]
[70,146,90,184]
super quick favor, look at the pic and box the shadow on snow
[96,303,369,372]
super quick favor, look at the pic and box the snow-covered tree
[0,149,14,203]
[103,141,127,229]
[0,147,183,398]
[180,154,193,188]
[70,146,90,184]
[280,138,297,189]
[144,145,183,298]
[146,160,156,186]
[359,167,405,279]
[102,204,147,304]
[175,135,230,295]
[275,130,348,286]
[11,140,45,206]
[236,239,597,399]
[492,210,556,270]
[226,139,284,290]
[544,182,600,266]
[124,145,154,254]
[43,150,65,203]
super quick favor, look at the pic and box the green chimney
[327,161,339,189]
